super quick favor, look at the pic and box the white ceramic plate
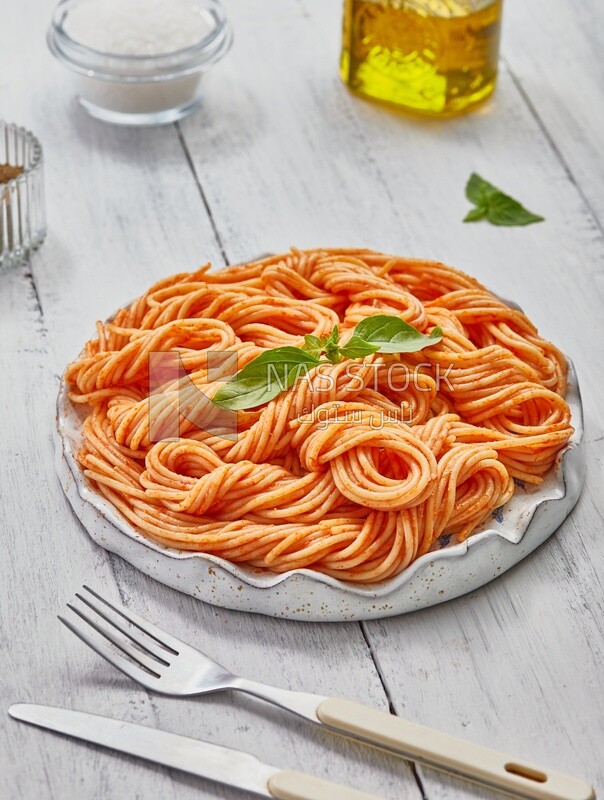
[55,356,584,621]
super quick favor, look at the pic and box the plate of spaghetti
[56,249,584,620]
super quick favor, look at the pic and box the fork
[60,586,594,800]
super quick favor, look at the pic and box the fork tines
[59,586,180,684]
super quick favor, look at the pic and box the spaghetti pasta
[65,249,573,583]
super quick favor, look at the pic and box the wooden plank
[0,265,197,799]
[502,0,604,228]
[1,9,232,799]
[20,116,224,370]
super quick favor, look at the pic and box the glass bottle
[340,0,503,116]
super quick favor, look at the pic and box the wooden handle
[268,769,384,800]
[317,698,594,800]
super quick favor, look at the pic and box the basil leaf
[350,315,443,353]
[463,173,544,227]
[302,327,341,362]
[339,336,380,359]
[463,206,488,223]
[486,194,544,226]
[301,334,323,360]
[323,325,341,363]
[466,172,490,205]
[323,325,339,348]
[213,347,320,410]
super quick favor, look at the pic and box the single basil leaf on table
[486,194,544,226]
[463,172,544,226]
[212,346,320,410]
[463,206,488,223]
[349,314,443,353]
[465,172,492,205]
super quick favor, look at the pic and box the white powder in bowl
[64,0,215,56]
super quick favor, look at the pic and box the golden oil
[340,0,502,115]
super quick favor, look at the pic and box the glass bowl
[0,122,46,269]
[47,0,233,126]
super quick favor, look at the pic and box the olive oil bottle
[340,0,502,115]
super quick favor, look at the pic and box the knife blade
[9,703,276,797]
[10,704,387,800]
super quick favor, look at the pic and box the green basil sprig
[212,315,442,410]
[463,173,544,227]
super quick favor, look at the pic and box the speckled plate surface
[55,353,584,621]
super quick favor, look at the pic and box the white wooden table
[2,1,603,798]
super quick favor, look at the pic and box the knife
[9,704,383,800]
